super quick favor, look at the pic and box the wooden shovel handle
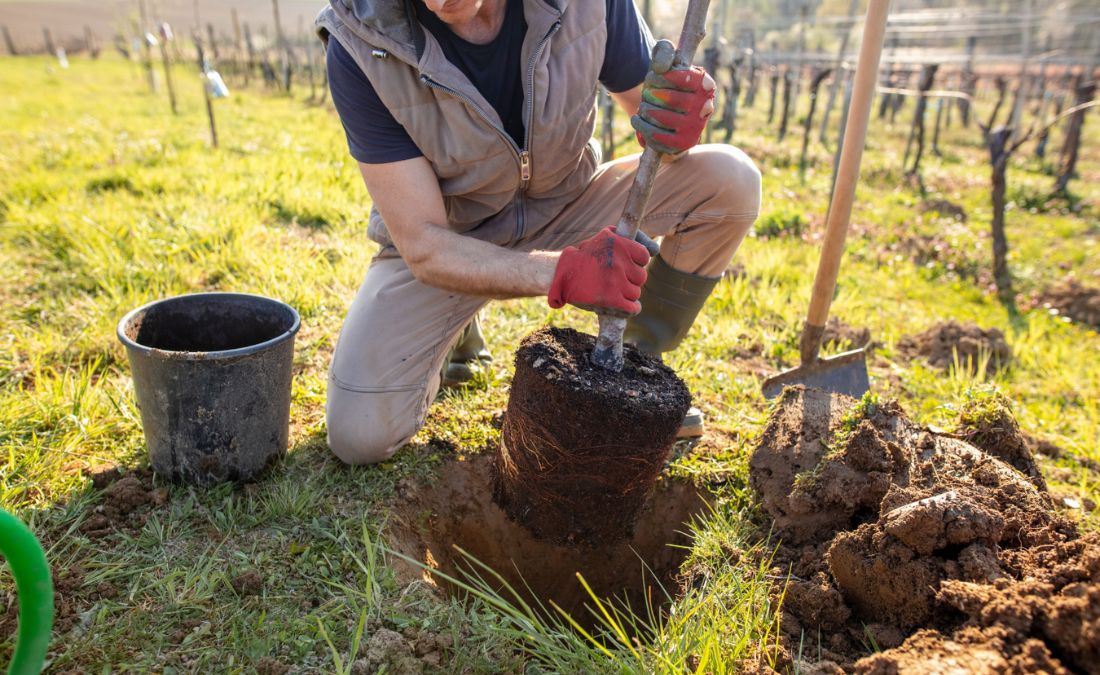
[803,0,891,364]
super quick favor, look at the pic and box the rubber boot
[441,313,493,389]
[624,255,720,439]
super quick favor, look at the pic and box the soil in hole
[390,454,712,621]
[495,326,691,545]
[748,386,1098,674]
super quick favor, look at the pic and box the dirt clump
[79,467,168,537]
[749,386,1093,673]
[1040,277,1100,328]
[897,320,1012,373]
[230,570,263,596]
[919,198,969,222]
[822,317,873,350]
[495,326,690,545]
[953,391,1046,490]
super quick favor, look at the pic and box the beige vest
[316,0,607,251]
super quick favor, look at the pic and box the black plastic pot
[118,293,300,485]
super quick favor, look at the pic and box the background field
[0,47,1097,672]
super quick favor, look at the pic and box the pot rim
[117,292,301,361]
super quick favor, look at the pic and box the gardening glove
[548,227,652,316]
[632,39,716,155]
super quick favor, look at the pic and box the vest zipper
[419,16,562,242]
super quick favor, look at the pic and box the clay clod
[748,386,1095,673]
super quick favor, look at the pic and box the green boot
[441,313,493,389]
[625,255,720,438]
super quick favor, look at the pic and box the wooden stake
[195,36,219,148]
[819,0,859,145]
[2,25,16,56]
[778,67,793,141]
[158,28,178,114]
[231,9,245,84]
[137,1,157,93]
[42,27,56,56]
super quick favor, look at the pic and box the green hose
[0,510,52,675]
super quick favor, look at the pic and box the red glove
[632,64,715,155]
[548,227,651,316]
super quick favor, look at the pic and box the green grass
[1,53,1098,671]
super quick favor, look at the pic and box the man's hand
[548,227,651,315]
[632,40,716,155]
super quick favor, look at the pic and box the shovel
[761,0,892,400]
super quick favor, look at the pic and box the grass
[0,52,1098,671]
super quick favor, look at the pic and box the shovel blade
[761,348,870,400]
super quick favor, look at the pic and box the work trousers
[326,144,761,465]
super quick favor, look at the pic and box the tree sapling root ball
[493,326,691,545]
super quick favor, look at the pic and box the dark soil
[78,467,168,538]
[495,326,691,545]
[919,199,969,222]
[822,318,873,350]
[749,386,1097,674]
[390,453,712,620]
[897,320,1012,373]
[230,570,264,596]
[1040,277,1100,329]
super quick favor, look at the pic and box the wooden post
[1009,0,1032,130]
[305,16,317,101]
[959,36,977,127]
[272,0,292,93]
[932,97,944,157]
[905,64,939,181]
[878,35,898,120]
[721,58,741,142]
[194,34,218,149]
[829,69,854,202]
[819,0,859,145]
[767,66,780,123]
[243,22,257,86]
[791,3,808,114]
[778,67,793,141]
[138,1,157,92]
[800,67,831,180]
[84,25,99,58]
[231,9,245,84]
[2,25,16,56]
[158,25,178,114]
[743,27,758,108]
[1054,74,1096,194]
[206,23,219,62]
[600,87,616,160]
[42,27,56,56]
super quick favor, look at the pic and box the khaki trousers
[326,144,761,465]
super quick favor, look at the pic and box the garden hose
[0,510,52,675]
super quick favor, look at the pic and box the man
[317,0,761,465]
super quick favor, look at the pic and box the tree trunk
[1054,75,1097,193]
[778,68,793,141]
[905,64,939,177]
[767,68,780,123]
[722,62,741,142]
[987,128,1014,303]
[800,68,831,178]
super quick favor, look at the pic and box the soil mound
[390,453,712,620]
[78,467,168,537]
[1040,278,1100,329]
[919,199,968,222]
[749,386,1094,673]
[822,318,872,350]
[897,320,1012,372]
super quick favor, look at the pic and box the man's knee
[690,144,763,215]
[325,387,419,465]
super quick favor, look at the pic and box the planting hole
[390,454,712,622]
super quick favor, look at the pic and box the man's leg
[326,257,487,464]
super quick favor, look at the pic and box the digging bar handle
[591,0,712,372]
[800,0,891,366]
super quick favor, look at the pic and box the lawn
[0,53,1097,672]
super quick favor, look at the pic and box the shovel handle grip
[591,0,712,372]
[803,0,891,364]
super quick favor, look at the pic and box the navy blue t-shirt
[328,0,654,164]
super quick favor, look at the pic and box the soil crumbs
[1040,278,1100,329]
[897,320,1012,372]
[749,386,1097,674]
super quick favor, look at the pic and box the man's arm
[359,158,558,299]
[611,84,643,117]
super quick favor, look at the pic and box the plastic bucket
[118,293,300,485]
